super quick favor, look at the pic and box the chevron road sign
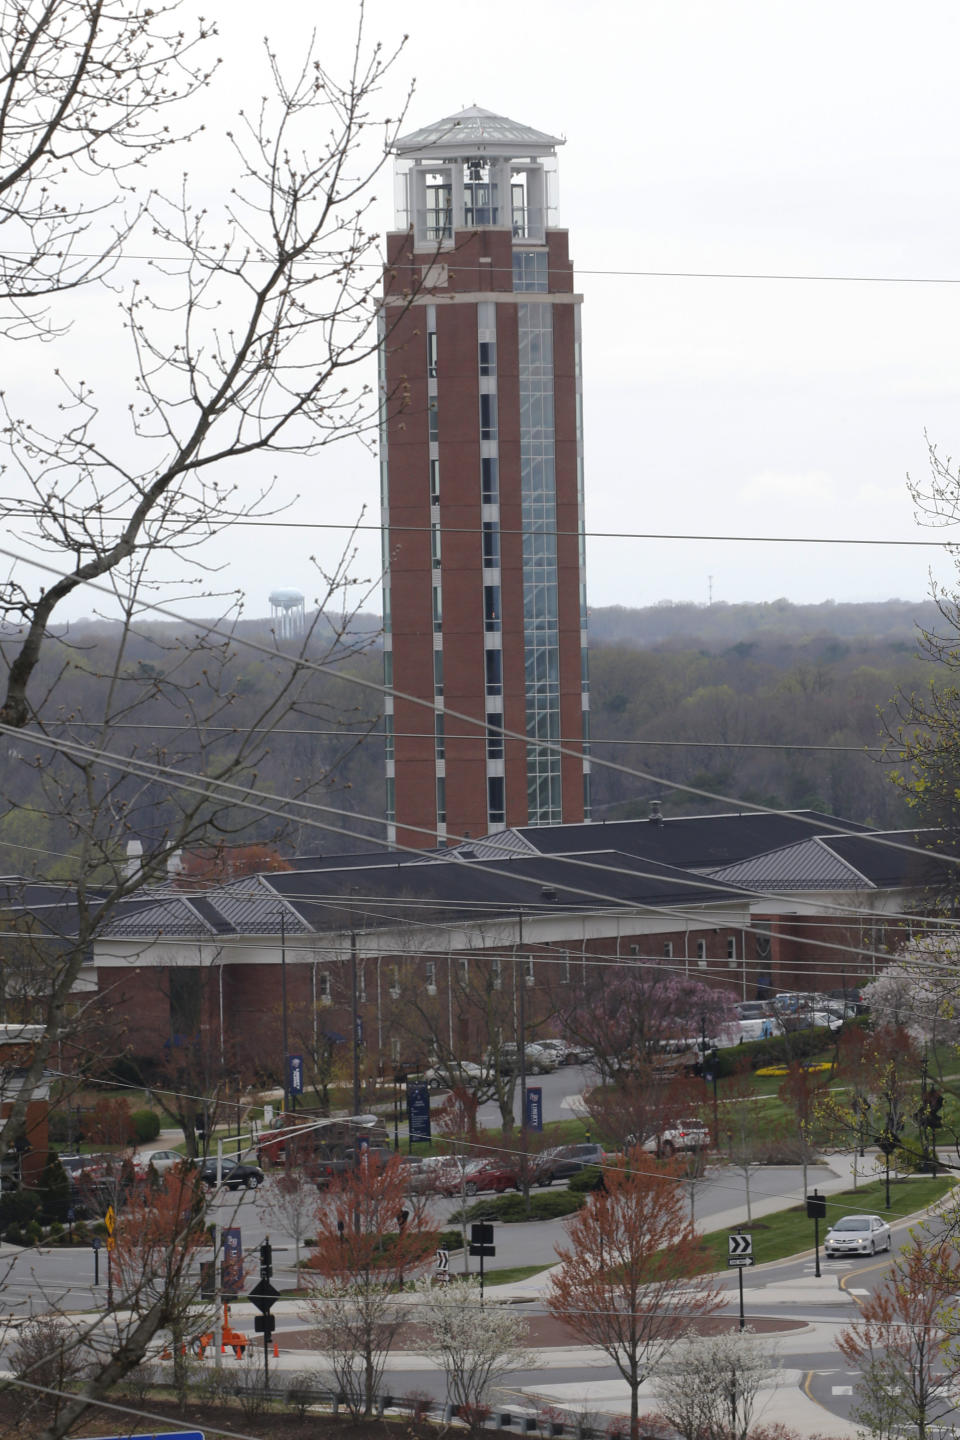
[728,1233,754,1267]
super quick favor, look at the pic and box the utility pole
[351,930,361,1115]
[517,911,529,1214]
[280,909,290,1115]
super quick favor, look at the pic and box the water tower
[268,588,305,640]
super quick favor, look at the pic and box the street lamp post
[280,910,290,1115]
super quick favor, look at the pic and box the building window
[390,964,400,998]
[486,712,504,759]
[488,774,505,823]
[479,392,497,440]
[664,941,673,959]
[484,584,501,631]
[390,1036,402,1062]
[425,959,437,993]
[459,957,469,985]
[491,956,502,990]
[427,329,438,379]
[436,775,446,824]
[481,456,499,504]
[479,339,496,376]
[428,396,439,442]
[513,249,549,292]
[522,955,535,987]
[434,649,444,696]
[696,940,707,965]
[433,584,443,632]
[432,521,442,569]
[430,458,440,503]
[384,712,394,762]
[435,712,445,759]
[384,650,393,687]
[358,963,366,1004]
[560,958,571,984]
[485,648,502,695]
[482,521,500,568]
[318,970,332,1003]
[727,938,737,960]
[385,775,395,824]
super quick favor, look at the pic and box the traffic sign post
[436,1247,449,1281]
[251,1241,279,1383]
[468,1222,495,1298]
[806,1190,827,1277]
[727,1232,753,1331]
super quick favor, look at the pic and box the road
[1,1069,954,1437]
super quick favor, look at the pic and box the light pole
[351,930,361,1115]
[280,910,289,1115]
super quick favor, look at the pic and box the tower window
[484,584,501,631]
[479,340,496,376]
[486,712,504,759]
[488,774,505,824]
[385,775,395,824]
[384,712,394,762]
[479,392,497,440]
[427,329,438,379]
[485,648,502,696]
[436,775,446,824]
[482,521,500,568]
[513,249,549,292]
[435,712,445,760]
[433,584,443,632]
[428,397,439,442]
[432,522,442,569]
[434,649,444,696]
[430,458,440,503]
[481,456,499,505]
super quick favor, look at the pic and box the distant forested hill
[0,597,943,873]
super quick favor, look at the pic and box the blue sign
[222,1226,243,1295]
[407,1081,431,1143]
[526,1086,543,1132]
[288,1053,304,1095]
[85,1434,204,1440]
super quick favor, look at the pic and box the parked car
[198,1156,265,1191]
[490,1043,557,1075]
[133,1148,185,1177]
[532,1142,607,1185]
[824,1213,891,1258]
[455,1159,520,1196]
[404,1154,468,1195]
[534,1038,589,1066]
[313,1144,393,1188]
[424,1060,486,1091]
[637,1119,711,1158]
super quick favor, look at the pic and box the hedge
[455,1189,582,1224]
[131,1109,161,1143]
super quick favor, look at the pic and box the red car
[441,1159,520,1197]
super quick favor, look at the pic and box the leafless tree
[0,1,414,1428]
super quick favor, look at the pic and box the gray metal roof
[705,837,873,892]
[395,106,562,159]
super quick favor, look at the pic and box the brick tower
[379,107,590,848]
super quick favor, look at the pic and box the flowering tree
[417,1276,533,1435]
[547,1155,721,1440]
[864,939,960,1055]
[556,972,736,1084]
[303,1155,437,1417]
[652,1327,778,1440]
[838,1233,960,1440]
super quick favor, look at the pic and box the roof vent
[541,886,558,902]
[460,847,476,858]
[648,800,664,828]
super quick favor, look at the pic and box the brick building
[90,810,934,1085]
[379,107,590,848]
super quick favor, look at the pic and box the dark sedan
[198,1157,265,1191]
[532,1142,607,1186]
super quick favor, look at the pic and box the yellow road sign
[104,1206,116,1236]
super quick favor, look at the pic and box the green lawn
[692,1175,956,1273]
[482,1263,552,1286]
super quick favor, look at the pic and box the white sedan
[133,1148,185,1176]
[824,1213,891,1257]
[424,1061,485,1091]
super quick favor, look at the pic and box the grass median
[693,1174,956,1273]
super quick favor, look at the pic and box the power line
[0,538,948,886]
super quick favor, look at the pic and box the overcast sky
[14,0,960,622]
